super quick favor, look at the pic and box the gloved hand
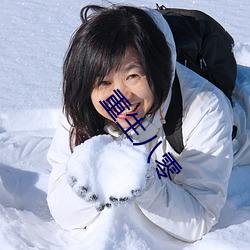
[66,134,153,211]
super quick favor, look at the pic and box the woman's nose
[114,80,134,101]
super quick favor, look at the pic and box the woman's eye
[98,81,111,86]
[126,74,140,80]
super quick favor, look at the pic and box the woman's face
[91,47,154,129]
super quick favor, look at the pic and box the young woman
[47,5,250,243]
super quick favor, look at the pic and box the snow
[66,135,152,209]
[0,0,250,249]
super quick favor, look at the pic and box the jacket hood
[104,9,177,142]
[144,8,177,83]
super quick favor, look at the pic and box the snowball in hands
[66,134,153,209]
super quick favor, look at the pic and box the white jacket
[46,9,250,244]
[47,61,235,242]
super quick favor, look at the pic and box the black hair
[62,5,173,149]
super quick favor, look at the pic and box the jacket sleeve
[47,111,100,229]
[136,85,234,242]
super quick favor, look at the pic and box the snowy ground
[1,0,250,249]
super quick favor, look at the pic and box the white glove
[66,134,153,211]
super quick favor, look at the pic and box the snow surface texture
[1,0,250,249]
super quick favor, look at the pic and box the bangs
[83,10,136,87]
[90,39,129,85]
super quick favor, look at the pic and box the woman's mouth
[115,102,141,119]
